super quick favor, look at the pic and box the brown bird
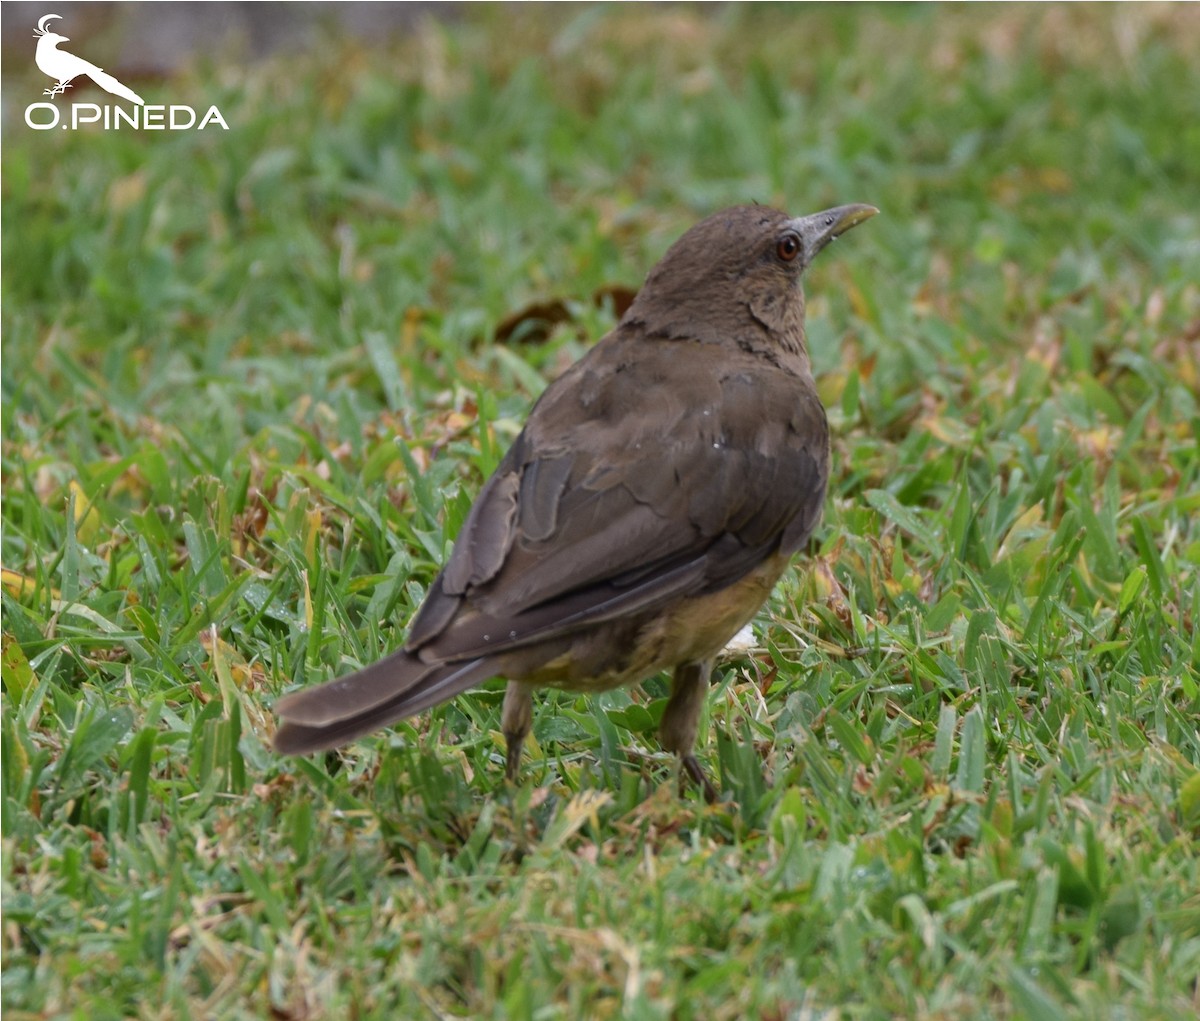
[274,202,877,799]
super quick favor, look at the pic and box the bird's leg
[46,81,71,98]
[501,681,534,781]
[659,660,718,803]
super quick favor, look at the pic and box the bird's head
[35,13,68,41]
[624,203,877,358]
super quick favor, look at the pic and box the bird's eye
[776,233,801,262]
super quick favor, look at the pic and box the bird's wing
[51,50,146,105]
[54,52,104,81]
[406,330,829,661]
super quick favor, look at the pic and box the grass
[3,3,1199,1018]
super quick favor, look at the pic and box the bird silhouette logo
[34,13,144,106]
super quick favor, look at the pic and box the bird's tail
[273,649,497,755]
[87,69,144,106]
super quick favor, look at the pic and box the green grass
[3,4,1199,1018]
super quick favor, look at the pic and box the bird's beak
[790,204,878,264]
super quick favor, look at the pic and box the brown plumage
[273,203,877,799]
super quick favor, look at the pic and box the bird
[33,14,145,106]
[274,202,877,800]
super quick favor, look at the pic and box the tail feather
[87,68,144,106]
[273,654,496,755]
[274,647,435,728]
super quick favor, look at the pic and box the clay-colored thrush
[274,203,877,798]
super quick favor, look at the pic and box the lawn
[2,4,1199,1018]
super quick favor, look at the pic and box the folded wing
[406,333,829,663]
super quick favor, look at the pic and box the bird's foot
[681,754,718,804]
[504,743,523,783]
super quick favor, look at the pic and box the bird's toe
[681,754,719,804]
